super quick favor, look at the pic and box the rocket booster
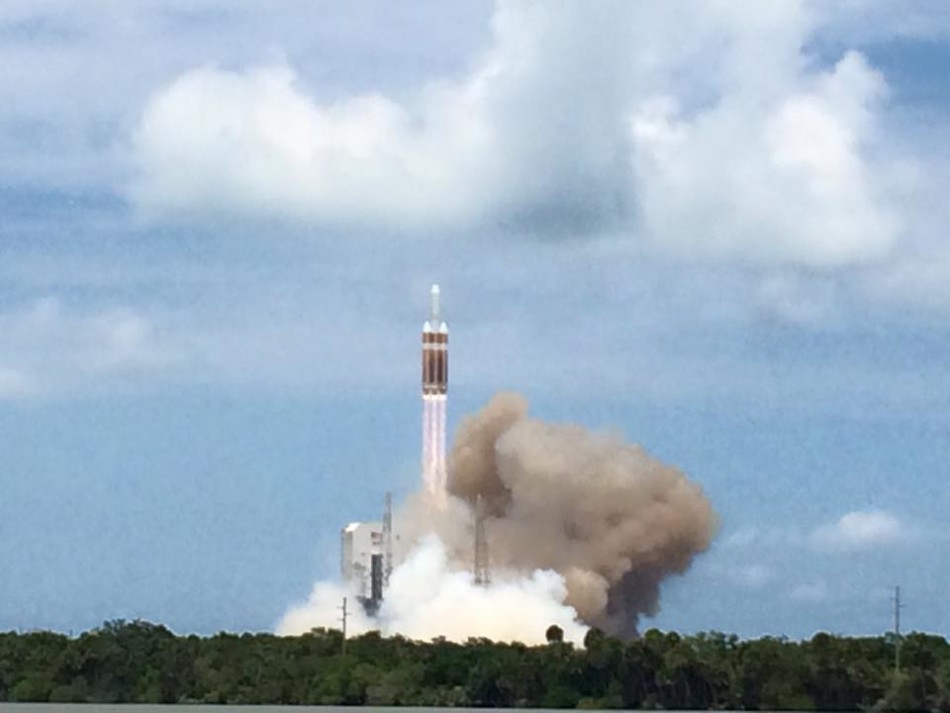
[422,284,448,396]
[421,284,448,500]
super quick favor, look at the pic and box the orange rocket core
[422,331,448,395]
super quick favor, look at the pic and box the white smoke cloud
[277,579,375,638]
[131,1,905,269]
[277,535,587,645]
[279,392,713,642]
[811,509,905,552]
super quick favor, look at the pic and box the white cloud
[84,309,176,372]
[789,579,831,602]
[130,1,909,270]
[812,510,905,552]
[0,297,179,396]
[631,51,898,267]
[863,250,950,314]
[129,2,647,233]
[734,564,775,589]
[0,366,37,399]
[719,527,759,549]
[131,63,493,229]
[755,272,839,326]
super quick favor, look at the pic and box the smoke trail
[446,392,717,637]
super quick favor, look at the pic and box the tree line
[2,619,949,709]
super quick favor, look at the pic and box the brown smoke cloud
[447,392,717,638]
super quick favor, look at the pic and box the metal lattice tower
[474,495,490,586]
[339,597,349,655]
[892,585,905,673]
[382,492,394,587]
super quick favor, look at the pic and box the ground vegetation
[1,621,948,709]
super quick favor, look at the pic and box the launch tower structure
[382,492,393,586]
[474,495,490,586]
[422,284,449,503]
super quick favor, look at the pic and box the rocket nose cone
[429,284,442,323]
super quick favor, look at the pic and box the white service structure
[340,521,382,596]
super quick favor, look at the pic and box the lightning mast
[421,284,448,504]
[474,495,490,586]
[382,492,393,587]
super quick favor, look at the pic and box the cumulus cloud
[735,564,775,589]
[131,64,493,229]
[811,510,905,552]
[863,249,950,313]
[632,51,898,267]
[131,1,906,269]
[754,272,839,326]
[0,297,179,395]
[709,560,775,590]
[789,579,831,602]
[129,2,648,233]
[0,366,37,399]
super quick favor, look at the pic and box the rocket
[421,284,448,500]
[422,284,448,395]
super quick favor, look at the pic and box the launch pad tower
[422,284,448,503]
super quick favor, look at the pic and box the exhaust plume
[446,392,717,637]
[278,535,587,644]
[279,392,715,642]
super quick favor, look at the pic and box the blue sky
[1,0,949,640]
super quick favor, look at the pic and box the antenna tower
[339,597,349,655]
[892,585,905,673]
[474,495,491,586]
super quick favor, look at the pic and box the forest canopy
[2,620,949,710]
